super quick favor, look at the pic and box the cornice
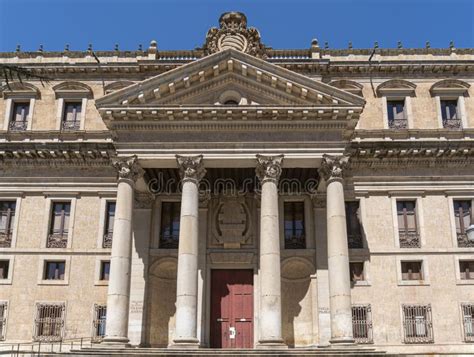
[0,130,113,142]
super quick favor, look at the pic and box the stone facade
[0,12,473,355]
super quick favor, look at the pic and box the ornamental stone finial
[318,154,349,183]
[176,155,206,184]
[255,154,284,184]
[112,155,144,182]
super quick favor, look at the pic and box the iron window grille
[0,201,15,248]
[61,102,82,131]
[387,100,408,129]
[33,303,65,342]
[9,102,29,131]
[284,201,306,249]
[397,201,420,248]
[0,302,7,341]
[461,304,474,342]
[92,304,107,341]
[346,201,363,249]
[402,304,434,344]
[352,304,373,343]
[103,202,116,248]
[159,202,181,249]
[454,200,474,248]
[47,202,70,248]
[441,100,462,129]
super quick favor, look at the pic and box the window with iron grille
[159,202,181,249]
[9,102,29,131]
[349,262,365,282]
[103,202,115,248]
[461,303,474,342]
[62,102,82,130]
[0,302,7,341]
[47,202,70,248]
[397,201,420,248]
[387,100,407,129]
[284,201,306,249]
[43,261,65,280]
[402,304,433,343]
[346,201,363,249]
[460,261,474,280]
[92,304,107,341]
[0,201,16,248]
[454,200,473,248]
[33,303,65,342]
[401,261,423,281]
[441,99,461,129]
[0,261,9,280]
[352,304,373,343]
[99,261,110,281]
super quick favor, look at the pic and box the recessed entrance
[210,269,254,348]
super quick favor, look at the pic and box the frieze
[209,252,254,264]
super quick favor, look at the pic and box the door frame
[204,264,258,348]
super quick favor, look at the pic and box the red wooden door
[210,269,253,348]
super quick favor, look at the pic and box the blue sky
[0,0,473,52]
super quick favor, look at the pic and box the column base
[100,336,131,348]
[329,336,356,345]
[256,339,288,349]
[169,338,200,349]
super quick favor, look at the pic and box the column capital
[256,154,284,184]
[318,154,349,183]
[112,155,144,183]
[176,154,206,184]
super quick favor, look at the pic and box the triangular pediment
[96,49,365,108]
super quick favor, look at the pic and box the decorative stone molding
[209,252,254,264]
[318,154,349,183]
[255,154,284,184]
[134,192,155,209]
[52,81,93,99]
[203,12,266,58]
[176,154,206,184]
[0,81,41,99]
[112,155,144,182]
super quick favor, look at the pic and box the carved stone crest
[203,12,266,58]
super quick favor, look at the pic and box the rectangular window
[387,100,407,129]
[43,261,65,280]
[0,201,16,248]
[284,201,306,249]
[99,261,110,281]
[402,304,433,343]
[92,304,107,341]
[401,261,423,281]
[62,102,82,130]
[33,303,65,342]
[47,202,70,248]
[352,304,373,344]
[346,201,363,249]
[349,262,365,282]
[159,202,181,249]
[454,200,473,248]
[10,102,29,131]
[460,261,474,280]
[0,261,9,280]
[441,99,462,129]
[0,302,7,341]
[462,303,474,342]
[397,201,420,248]
[103,202,116,248]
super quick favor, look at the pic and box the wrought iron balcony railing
[443,118,462,129]
[61,120,80,131]
[102,232,113,248]
[388,118,408,130]
[9,120,28,131]
[0,232,12,248]
[457,233,474,248]
[46,233,68,248]
[399,231,421,248]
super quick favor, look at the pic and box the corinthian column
[104,156,144,345]
[256,154,286,348]
[318,154,354,344]
[172,155,206,348]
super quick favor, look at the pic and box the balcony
[61,120,80,131]
[458,233,474,248]
[9,120,28,131]
[0,232,12,248]
[46,233,68,248]
[102,232,113,248]
[388,118,408,130]
[399,231,420,248]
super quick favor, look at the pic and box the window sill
[456,280,474,286]
[398,280,429,286]
[352,281,371,287]
[94,280,109,286]
[38,280,69,286]
[0,279,12,285]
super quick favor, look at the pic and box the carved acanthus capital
[112,155,144,182]
[255,154,284,184]
[176,155,206,184]
[318,154,349,183]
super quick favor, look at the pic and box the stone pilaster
[104,156,144,345]
[255,154,286,348]
[172,155,206,348]
[318,154,354,344]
